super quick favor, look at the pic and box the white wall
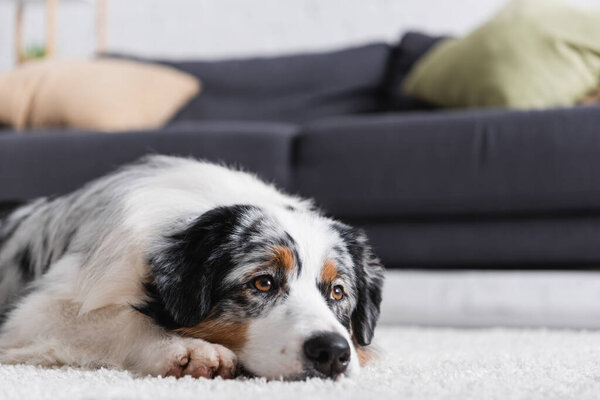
[0,0,598,71]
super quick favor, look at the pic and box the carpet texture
[2,326,600,400]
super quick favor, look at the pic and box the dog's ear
[148,205,249,327]
[335,223,385,346]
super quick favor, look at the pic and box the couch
[2,32,600,269]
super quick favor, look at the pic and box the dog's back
[0,155,310,322]
[0,200,36,318]
[0,159,155,318]
[0,202,26,298]
[0,198,66,318]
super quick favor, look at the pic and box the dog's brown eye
[254,276,273,292]
[331,285,344,301]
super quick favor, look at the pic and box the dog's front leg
[0,261,237,378]
[129,334,238,379]
[0,298,237,378]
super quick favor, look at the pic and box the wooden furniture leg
[96,0,107,55]
[45,0,57,58]
[15,2,24,64]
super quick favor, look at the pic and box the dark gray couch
[2,32,600,268]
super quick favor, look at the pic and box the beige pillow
[0,58,201,131]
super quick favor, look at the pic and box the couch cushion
[151,43,392,123]
[0,121,298,201]
[294,106,600,218]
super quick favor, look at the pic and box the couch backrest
[158,43,393,123]
[386,31,447,110]
[109,32,446,123]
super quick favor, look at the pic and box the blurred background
[1,0,595,69]
[2,0,600,330]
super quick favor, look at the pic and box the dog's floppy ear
[148,205,250,327]
[335,223,385,346]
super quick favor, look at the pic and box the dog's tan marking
[271,246,295,273]
[351,330,375,366]
[320,260,337,284]
[177,319,249,352]
[355,345,373,366]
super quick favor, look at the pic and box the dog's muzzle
[303,332,351,378]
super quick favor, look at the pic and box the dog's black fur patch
[137,203,384,349]
[16,246,34,282]
[141,205,255,327]
[333,222,384,346]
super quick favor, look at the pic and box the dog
[0,155,384,380]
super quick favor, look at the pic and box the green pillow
[403,0,600,109]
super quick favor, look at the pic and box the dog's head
[142,204,384,380]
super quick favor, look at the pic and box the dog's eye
[253,275,274,292]
[331,285,344,301]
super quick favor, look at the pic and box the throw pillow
[402,0,600,109]
[0,58,200,131]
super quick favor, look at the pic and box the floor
[2,326,600,400]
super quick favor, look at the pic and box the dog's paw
[164,338,237,379]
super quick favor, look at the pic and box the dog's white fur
[0,156,364,378]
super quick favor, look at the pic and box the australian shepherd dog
[0,155,384,380]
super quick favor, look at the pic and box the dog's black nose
[303,332,351,378]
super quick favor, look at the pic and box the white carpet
[2,326,600,400]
